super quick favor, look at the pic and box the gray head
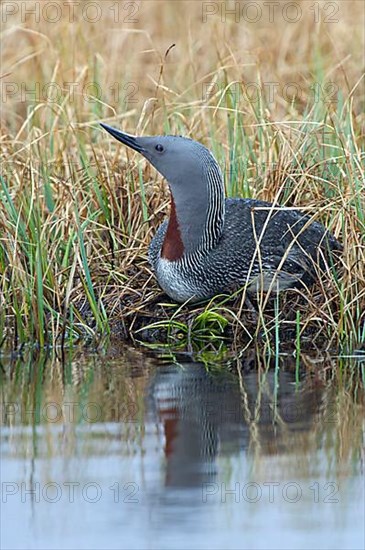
[100,123,225,255]
[100,123,221,186]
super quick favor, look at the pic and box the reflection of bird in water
[148,358,323,488]
[148,363,241,487]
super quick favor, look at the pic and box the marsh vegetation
[1,1,364,352]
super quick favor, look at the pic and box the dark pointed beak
[100,123,144,153]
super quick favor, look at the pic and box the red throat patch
[161,194,184,261]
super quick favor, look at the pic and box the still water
[1,347,364,550]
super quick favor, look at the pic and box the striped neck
[161,153,225,261]
[200,159,225,253]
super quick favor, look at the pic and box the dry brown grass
[1,0,364,351]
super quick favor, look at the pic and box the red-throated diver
[101,123,341,303]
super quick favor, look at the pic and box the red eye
[155,144,164,152]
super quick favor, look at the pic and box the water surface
[1,347,364,549]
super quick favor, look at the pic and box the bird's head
[100,123,225,256]
[100,123,221,190]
